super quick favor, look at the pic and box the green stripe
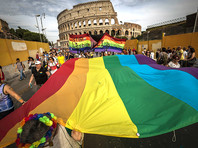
[69,40,91,48]
[103,56,198,138]
[98,39,125,48]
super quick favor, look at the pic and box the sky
[0,0,198,43]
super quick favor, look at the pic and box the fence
[125,32,198,58]
[0,39,50,66]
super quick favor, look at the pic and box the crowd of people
[141,46,196,68]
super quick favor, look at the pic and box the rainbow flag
[69,34,96,53]
[93,33,126,53]
[0,55,198,147]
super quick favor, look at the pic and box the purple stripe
[95,49,106,52]
[135,54,198,79]
[107,49,122,53]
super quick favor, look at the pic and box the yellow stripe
[66,57,138,138]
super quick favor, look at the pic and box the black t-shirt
[32,67,48,85]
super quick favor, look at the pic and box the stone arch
[84,31,86,34]
[105,30,109,34]
[79,21,81,28]
[130,32,132,36]
[100,30,103,34]
[83,21,86,27]
[105,19,109,25]
[111,18,115,25]
[93,19,97,26]
[89,31,92,35]
[116,29,121,35]
[75,22,77,28]
[111,30,115,37]
[88,20,91,26]
[125,30,129,36]
[79,32,82,35]
[75,32,77,35]
[99,19,103,25]
[94,30,97,35]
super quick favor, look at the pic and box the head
[58,52,62,56]
[162,47,166,52]
[16,113,57,147]
[16,58,20,62]
[35,61,42,69]
[172,54,180,62]
[49,57,54,63]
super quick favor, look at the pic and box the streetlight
[35,14,42,42]
[147,31,150,50]
[40,13,47,42]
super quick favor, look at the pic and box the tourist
[15,58,26,81]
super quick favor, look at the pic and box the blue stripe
[117,55,198,111]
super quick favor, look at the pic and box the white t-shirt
[168,61,180,68]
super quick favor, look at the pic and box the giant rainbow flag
[93,33,126,53]
[0,55,198,147]
[69,33,96,53]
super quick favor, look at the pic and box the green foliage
[9,26,49,43]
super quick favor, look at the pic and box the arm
[4,85,25,104]
[188,52,195,60]
[71,130,83,142]
[46,71,51,77]
[29,74,34,86]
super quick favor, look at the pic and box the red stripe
[0,58,78,142]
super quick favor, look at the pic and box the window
[99,7,102,11]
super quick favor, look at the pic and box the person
[184,47,196,67]
[157,48,168,66]
[168,54,181,68]
[48,57,59,75]
[57,52,65,67]
[29,61,50,91]
[28,57,35,72]
[0,66,5,83]
[15,58,26,81]
[15,113,84,148]
[36,51,40,61]
[145,50,150,58]
[150,50,154,60]
[0,81,25,119]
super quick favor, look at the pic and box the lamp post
[147,31,150,50]
[40,13,47,42]
[35,15,42,42]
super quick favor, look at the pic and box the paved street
[6,70,198,148]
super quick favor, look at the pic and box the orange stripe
[0,58,89,147]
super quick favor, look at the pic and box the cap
[35,61,41,65]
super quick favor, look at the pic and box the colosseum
[57,0,142,48]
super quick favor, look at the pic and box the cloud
[0,0,198,42]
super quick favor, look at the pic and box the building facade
[57,0,141,48]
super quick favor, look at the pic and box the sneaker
[19,79,22,81]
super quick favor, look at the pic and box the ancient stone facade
[57,0,141,48]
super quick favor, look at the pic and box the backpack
[21,62,25,69]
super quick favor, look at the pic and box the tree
[9,27,49,43]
